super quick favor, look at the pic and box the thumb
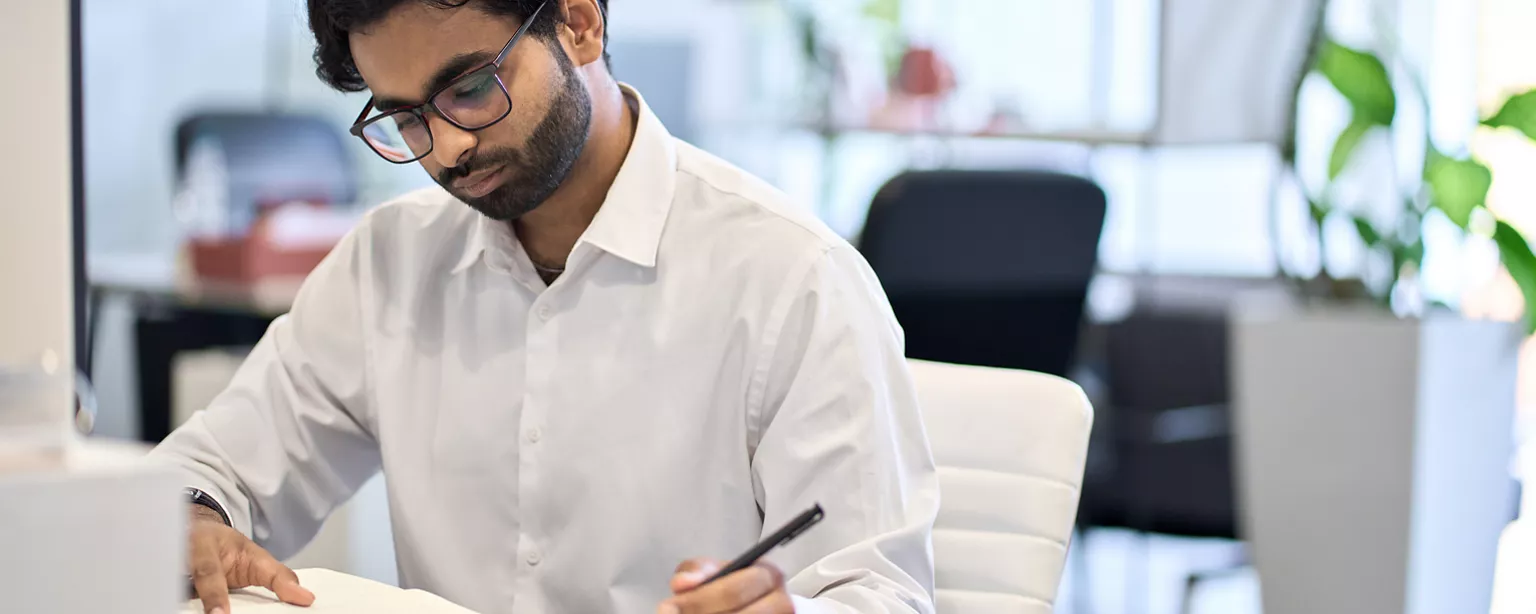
[670,558,722,594]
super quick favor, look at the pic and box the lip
[454,166,510,198]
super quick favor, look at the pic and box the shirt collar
[452,84,677,274]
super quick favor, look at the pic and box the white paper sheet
[180,568,478,614]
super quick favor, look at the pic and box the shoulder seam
[675,163,835,250]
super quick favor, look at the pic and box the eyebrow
[373,50,496,111]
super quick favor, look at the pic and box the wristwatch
[185,487,232,527]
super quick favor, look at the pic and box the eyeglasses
[348,1,548,164]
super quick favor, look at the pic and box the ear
[557,0,606,68]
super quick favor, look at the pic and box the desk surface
[91,252,296,315]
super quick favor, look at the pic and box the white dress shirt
[149,87,939,614]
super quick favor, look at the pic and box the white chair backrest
[908,359,1093,614]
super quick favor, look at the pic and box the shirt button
[537,305,553,321]
[526,428,542,444]
[526,549,542,566]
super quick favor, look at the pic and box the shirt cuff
[176,474,252,537]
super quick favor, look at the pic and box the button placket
[516,293,555,593]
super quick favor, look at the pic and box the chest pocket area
[428,357,527,492]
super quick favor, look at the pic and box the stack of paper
[181,568,478,613]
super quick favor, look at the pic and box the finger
[246,546,316,606]
[189,534,231,614]
[738,589,795,614]
[673,558,722,576]
[670,558,723,594]
[667,564,781,614]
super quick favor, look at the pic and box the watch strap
[185,487,232,528]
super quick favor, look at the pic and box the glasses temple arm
[496,0,548,65]
[348,97,376,136]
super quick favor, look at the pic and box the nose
[426,113,477,169]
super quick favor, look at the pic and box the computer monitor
[0,2,79,412]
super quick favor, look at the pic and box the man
[150,1,938,613]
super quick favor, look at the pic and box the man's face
[350,3,592,221]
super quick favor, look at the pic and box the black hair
[307,0,610,93]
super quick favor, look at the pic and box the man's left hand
[658,558,794,614]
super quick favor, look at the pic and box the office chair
[173,112,358,233]
[103,113,358,442]
[857,170,1107,377]
[1086,311,1236,539]
[1075,275,1286,613]
[909,359,1093,614]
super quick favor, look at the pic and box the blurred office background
[77,0,1536,612]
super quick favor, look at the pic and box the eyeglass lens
[360,65,511,163]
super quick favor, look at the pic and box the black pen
[700,504,826,586]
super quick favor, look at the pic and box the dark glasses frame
[348,0,549,164]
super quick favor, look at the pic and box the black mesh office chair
[1087,312,1236,538]
[1076,275,1287,614]
[856,170,1107,377]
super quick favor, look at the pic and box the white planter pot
[1231,307,1520,614]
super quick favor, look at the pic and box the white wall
[82,0,433,263]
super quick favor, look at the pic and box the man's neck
[512,77,637,270]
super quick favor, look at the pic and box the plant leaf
[1317,40,1397,126]
[1309,200,1330,225]
[1394,237,1425,282]
[793,11,821,66]
[1423,144,1449,180]
[1390,237,1424,275]
[1352,215,1382,247]
[1483,89,1536,142]
[1405,237,1424,266]
[862,0,902,26]
[1492,220,1536,335]
[1330,117,1374,179]
[1425,156,1492,228]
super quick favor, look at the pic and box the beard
[437,47,592,222]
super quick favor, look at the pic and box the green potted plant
[1232,12,1533,613]
[1286,38,1536,325]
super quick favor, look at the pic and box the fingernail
[682,563,718,582]
[658,603,679,614]
[211,607,228,614]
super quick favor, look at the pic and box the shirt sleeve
[146,227,382,560]
[748,243,940,614]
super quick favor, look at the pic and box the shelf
[795,125,1155,146]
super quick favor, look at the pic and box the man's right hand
[188,504,316,614]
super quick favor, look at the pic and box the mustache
[436,149,523,184]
